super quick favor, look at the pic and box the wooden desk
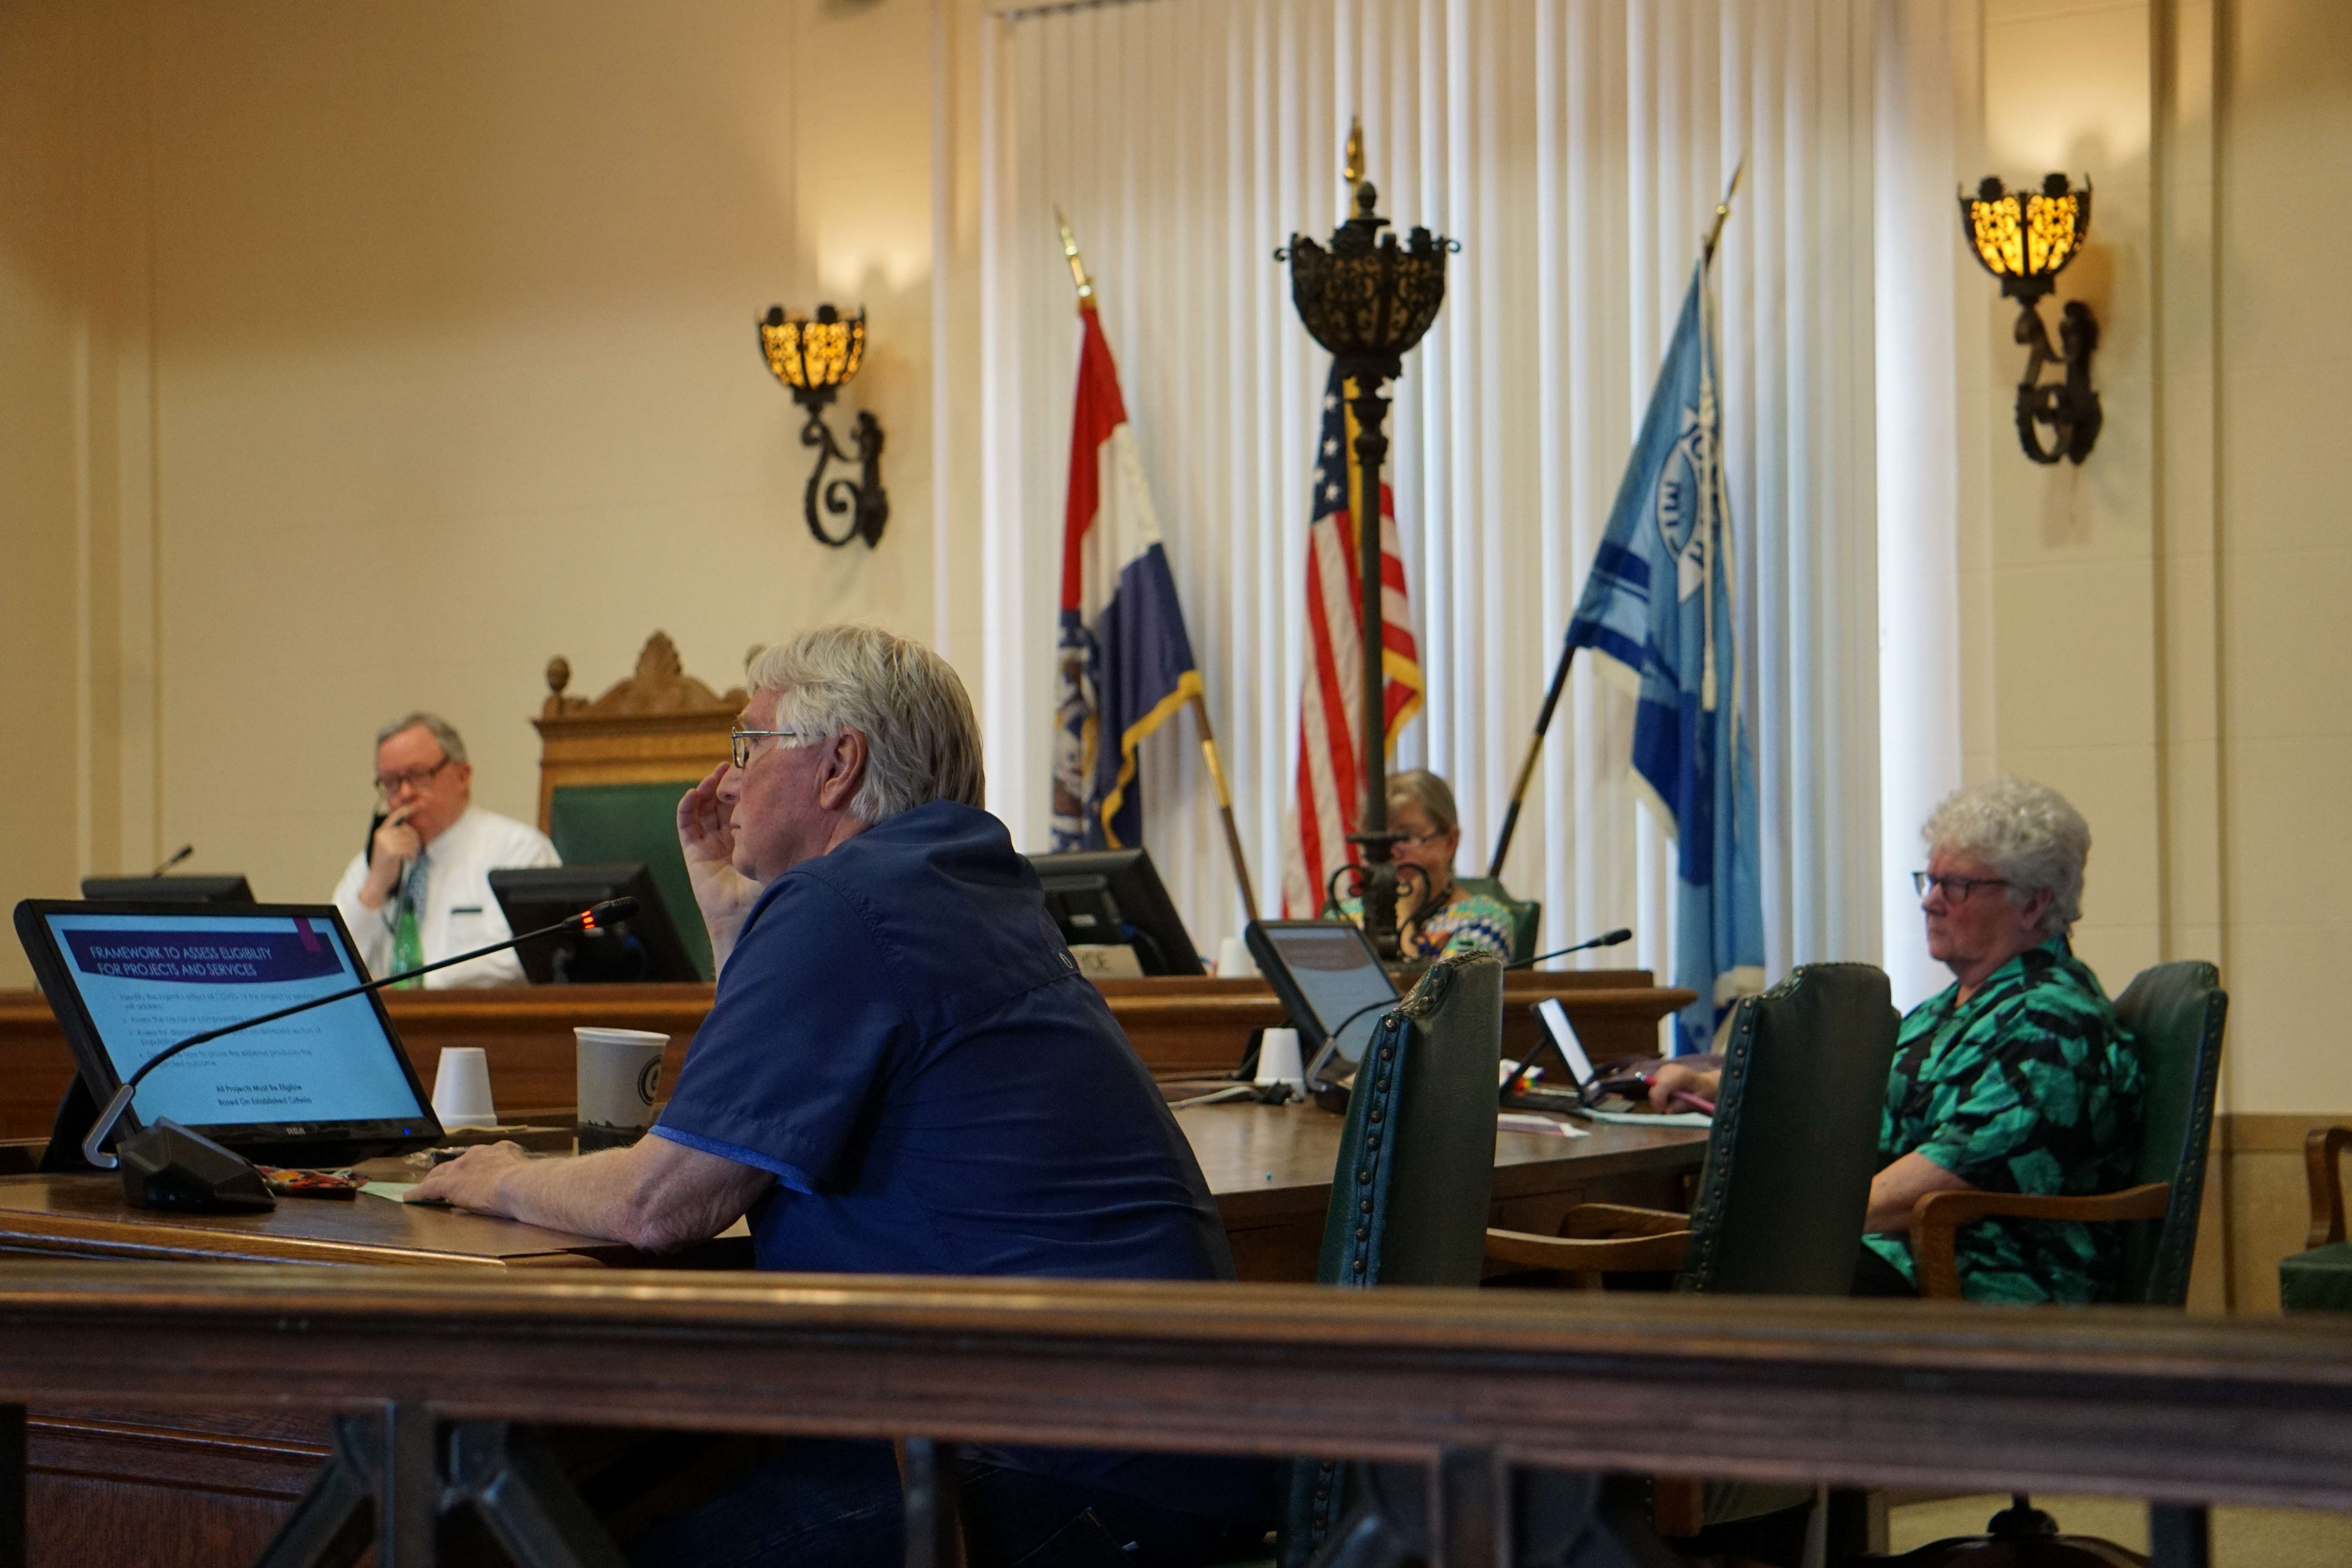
[0,1106,1706,1566]
[0,971,1691,1142]
[0,1102,1708,1283]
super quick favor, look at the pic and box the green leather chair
[1278,949,1505,1568]
[532,633,747,984]
[1867,961,2229,1568]
[1906,960,2228,1307]
[2281,1127,2352,1313]
[548,783,713,981]
[1454,875,1539,964]
[1485,964,1901,1559]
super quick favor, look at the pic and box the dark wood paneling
[0,1265,2347,1513]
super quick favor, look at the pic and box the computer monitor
[488,864,699,984]
[1244,919,1401,1081]
[13,899,442,1167]
[80,875,255,905]
[1026,848,1203,976]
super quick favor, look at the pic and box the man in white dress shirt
[330,713,559,988]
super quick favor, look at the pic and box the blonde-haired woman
[1336,770,1516,961]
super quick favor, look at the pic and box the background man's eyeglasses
[1911,871,2011,902]
[373,757,455,799]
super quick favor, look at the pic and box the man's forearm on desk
[413,1134,771,1252]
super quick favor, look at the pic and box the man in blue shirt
[414,624,1267,1567]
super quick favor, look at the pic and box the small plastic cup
[431,1047,498,1130]
[1254,1027,1305,1089]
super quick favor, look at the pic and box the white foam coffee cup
[1216,935,1256,978]
[576,1027,669,1152]
[1254,1026,1305,1089]
[432,1047,498,1130]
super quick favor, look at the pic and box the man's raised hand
[676,761,760,971]
[360,805,422,909]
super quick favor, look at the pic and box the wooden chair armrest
[2307,1127,2352,1249]
[1486,1226,1692,1273]
[1909,1183,2172,1300]
[1557,1203,1690,1239]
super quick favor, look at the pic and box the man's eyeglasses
[1911,871,2011,903]
[373,756,456,800]
[1397,828,1451,847]
[730,728,817,769]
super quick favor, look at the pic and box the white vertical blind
[979,0,1885,998]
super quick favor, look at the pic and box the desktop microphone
[81,897,639,1211]
[150,845,194,877]
[1506,926,1633,970]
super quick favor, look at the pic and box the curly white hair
[1920,776,2090,938]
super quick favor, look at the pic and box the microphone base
[118,1119,276,1213]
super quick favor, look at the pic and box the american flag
[1280,365,1425,915]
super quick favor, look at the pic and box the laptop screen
[1257,922,1398,1068]
[36,908,434,1133]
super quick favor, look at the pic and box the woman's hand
[1647,1061,1721,1113]
[676,762,761,972]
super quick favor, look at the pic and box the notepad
[1567,1107,1714,1129]
[1497,1111,1590,1138]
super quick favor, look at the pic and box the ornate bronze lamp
[757,303,889,547]
[1961,174,2101,465]
[1279,131,1455,962]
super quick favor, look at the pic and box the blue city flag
[1563,260,1766,1053]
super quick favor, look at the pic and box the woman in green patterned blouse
[1651,777,2145,1303]
[1336,770,1516,962]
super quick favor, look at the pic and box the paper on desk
[1569,1107,1714,1128]
[1497,1111,1588,1138]
[361,1182,418,1202]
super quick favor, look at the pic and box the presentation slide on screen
[1267,926,1395,1065]
[45,912,428,1129]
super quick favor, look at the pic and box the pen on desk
[1666,1091,1715,1114]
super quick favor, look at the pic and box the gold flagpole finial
[1343,116,1365,195]
[1702,156,1747,265]
[1054,206,1094,306]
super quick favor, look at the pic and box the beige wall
[1954,0,2352,1307]
[0,2,85,985]
[0,0,962,985]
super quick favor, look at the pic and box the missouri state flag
[1050,300,1202,852]
[1562,258,1766,1053]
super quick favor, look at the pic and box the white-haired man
[330,712,558,987]
[414,625,1267,1567]
[1650,776,2145,1304]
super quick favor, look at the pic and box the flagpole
[1188,692,1260,923]
[1485,648,1573,879]
[1056,209,1261,924]
[1486,160,1745,884]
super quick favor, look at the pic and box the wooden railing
[0,1262,2347,1567]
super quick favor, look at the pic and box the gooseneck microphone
[82,897,639,1176]
[150,845,194,877]
[1506,926,1633,971]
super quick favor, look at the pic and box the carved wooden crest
[541,632,747,720]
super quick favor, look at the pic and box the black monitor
[1245,919,1400,1081]
[489,864,699,984]
[80,875,254,905]
[1026,848,1202,976]
[13,899,442,1167]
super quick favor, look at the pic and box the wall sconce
[1961,174,2101,465]
[757,303,888,548]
